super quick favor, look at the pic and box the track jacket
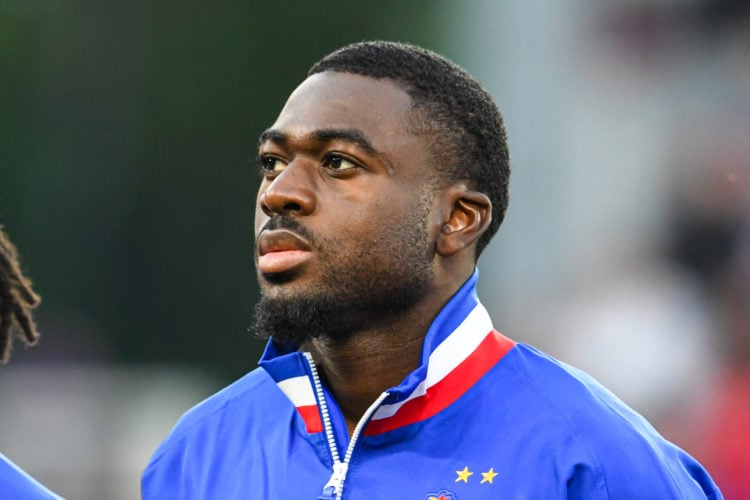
[142,272,722,499]
[0,453,63,499]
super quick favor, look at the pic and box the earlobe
[435,188,492,257]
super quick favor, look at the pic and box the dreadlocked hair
[309,41,510,259]
[0,226,41,363]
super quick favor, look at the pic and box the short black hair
[309,40,510,258]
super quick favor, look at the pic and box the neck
[303,291,448,436]
[296,264,476,435]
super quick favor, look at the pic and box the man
[142,41,722,499]
[1,225,62,499]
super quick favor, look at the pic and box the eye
[322,153,358,171]
[258,155,287,174]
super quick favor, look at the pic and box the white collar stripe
[277,375,317,408]
[371,304,493,421]
[425,304,493,385]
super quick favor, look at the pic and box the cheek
[360,204,428,248]
[348,205,401,240]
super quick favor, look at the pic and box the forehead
[268,72,415,146]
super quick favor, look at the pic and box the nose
[259,163,316,217]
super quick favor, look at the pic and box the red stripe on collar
[364,330,515,436]
[296,404,323,434]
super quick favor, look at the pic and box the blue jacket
[0,453,62,499]
[142,272,722,499]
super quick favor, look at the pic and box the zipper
[304,352,389,500]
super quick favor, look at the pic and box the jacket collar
[258,270,515,435]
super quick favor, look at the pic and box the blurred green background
[1,0,446,382]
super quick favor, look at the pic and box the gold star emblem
[481,467,498,484]
[455,466,474,483]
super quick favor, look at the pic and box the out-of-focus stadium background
[1,0,748,498]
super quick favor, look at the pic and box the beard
[253,197,435,345]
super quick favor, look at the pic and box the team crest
[424,490,457,500]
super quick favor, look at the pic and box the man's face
[253,72,440,344]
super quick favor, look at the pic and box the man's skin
[254,71,492,435]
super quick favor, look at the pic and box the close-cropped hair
[0,226,41,363]
[309,40,510,258]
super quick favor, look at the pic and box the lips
[256,229,312,275]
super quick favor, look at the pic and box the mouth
[256,229,313,275]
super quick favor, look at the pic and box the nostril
[261,201,274,217]
[281,202,302,213]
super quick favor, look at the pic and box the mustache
[260,216,314,242]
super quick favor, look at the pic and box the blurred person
[0,225,62,499]
[663,219,750,499]
[541,252,716,422]
[142,41,721,499]
[660,138,750,499]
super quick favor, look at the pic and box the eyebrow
[258,127,378,156]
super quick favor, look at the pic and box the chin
[259,278,314,302]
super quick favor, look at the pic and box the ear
[435,186,492,257]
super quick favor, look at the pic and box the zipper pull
[317,462,349,500]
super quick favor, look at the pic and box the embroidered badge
[425,490,457,500]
